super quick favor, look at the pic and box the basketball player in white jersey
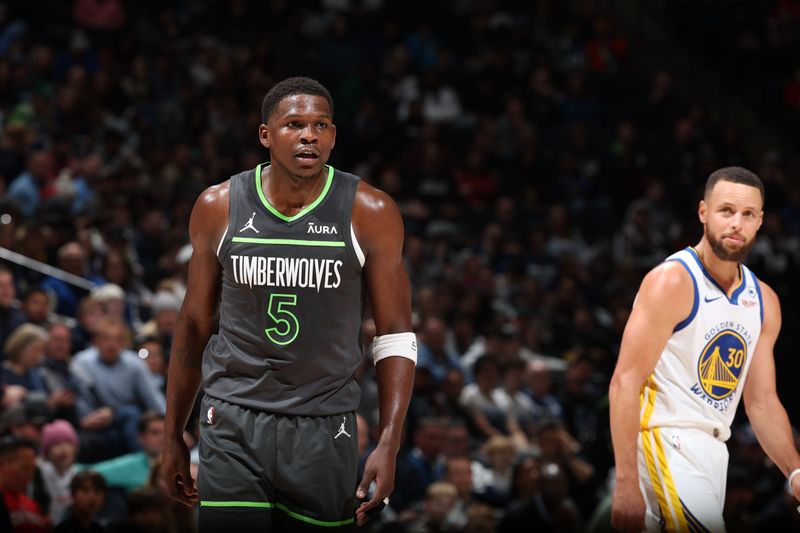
[610,167,800,532]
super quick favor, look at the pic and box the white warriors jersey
[639,247,764,441]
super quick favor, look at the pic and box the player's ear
[259,124,270,150]
[698,200,707,224]
[330,124,336,150]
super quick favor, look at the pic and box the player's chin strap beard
[695,244,741,282]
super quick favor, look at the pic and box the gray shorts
[197,395,359,531]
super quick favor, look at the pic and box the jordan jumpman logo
[334,417,351,439]
[240,212,259,233]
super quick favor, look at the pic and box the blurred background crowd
[0,0,799,532]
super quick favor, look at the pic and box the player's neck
[693,240,740,293]
[263,163,327,216]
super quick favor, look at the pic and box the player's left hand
[355,444,395,527]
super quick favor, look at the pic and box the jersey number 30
[265,294,299,345]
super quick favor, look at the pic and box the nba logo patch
[671,433,681,451]
[206,406,216,425]
[742,286,758,307]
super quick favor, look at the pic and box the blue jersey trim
[752,270,764,324]
[686,247,744,305]
[667,257,698,333]
[730,263,747,302]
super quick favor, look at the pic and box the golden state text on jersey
[639,248,763,441]
[691,324,751,412]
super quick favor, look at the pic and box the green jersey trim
[231,237,345,247]
[256,163,335,222]
[200,501,273,508]
[275,502,355,527]
[199,501,355,527]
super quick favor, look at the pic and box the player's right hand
[162,437,198,507]
[611,482,646,532]
[355,444,395,527]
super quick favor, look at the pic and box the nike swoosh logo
[704,296,723,303]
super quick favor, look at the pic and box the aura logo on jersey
[307,221,339,235]
[696,329,747,400]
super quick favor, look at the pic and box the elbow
[744,402,765,426]
[609,373,622,396]
[609,370,647,404]
[744,393,775,420]
[608,372,627,399]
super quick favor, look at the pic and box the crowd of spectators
[655,0,800,147]
[0,1,799,532]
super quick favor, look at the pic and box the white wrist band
[372,332,417,365]
[788,468,800,503]
[789,468,800,489]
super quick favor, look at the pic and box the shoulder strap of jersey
[664,248,699,333]
[332,168,363,272]
[745,266,765,324]
[217,170,247,261]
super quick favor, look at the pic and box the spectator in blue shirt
[70,317,164,460]
[6,150,53,218]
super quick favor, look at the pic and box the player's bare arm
[352,181,414,526]
[609,261,694,533]
[162,181,228,507]
[743,281,800,500]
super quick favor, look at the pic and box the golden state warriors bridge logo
[697,329,747,400]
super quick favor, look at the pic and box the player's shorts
[637,426,728,533]
[197,395,359,532]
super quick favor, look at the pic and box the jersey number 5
[265,293,299,345]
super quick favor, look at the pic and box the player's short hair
[704,167,765,204]
[261,77,334,124]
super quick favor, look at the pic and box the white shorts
[637,427,728,533]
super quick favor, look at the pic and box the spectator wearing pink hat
[40,419,80,524]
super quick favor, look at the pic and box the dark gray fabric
[198,395,359,530]
[203,165,364,415]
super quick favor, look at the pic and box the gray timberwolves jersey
[203,163,364,415]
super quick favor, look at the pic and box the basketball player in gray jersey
[162,77,417,531]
